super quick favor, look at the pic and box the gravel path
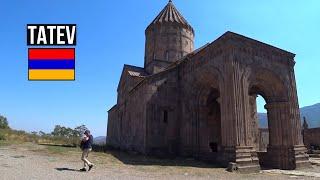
[0,143,319,180]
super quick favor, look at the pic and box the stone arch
[248,67,288,103]
[247,67,295,169]
[180,63,223,161]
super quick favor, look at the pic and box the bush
[0,131,5,140]
[0,115,9,129]
[0,122,86,147]
[91,144,116,152]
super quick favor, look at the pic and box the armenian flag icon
[28,48,75,81]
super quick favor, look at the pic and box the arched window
[165,51,169,61]
[163,110,168,124]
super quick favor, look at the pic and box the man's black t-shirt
[83,135,93,149]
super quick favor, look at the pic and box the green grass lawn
[45,145,79,154]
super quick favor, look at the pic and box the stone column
[287,64,311,169]
[265,102,295,169]
[219,57,259,171]
[288,66,304,145]
[249,95,259,149]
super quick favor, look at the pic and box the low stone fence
[258,127,320,152]
[303,128,320,150]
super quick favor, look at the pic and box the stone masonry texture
[107,1,311,171]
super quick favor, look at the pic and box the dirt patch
[0,142,318,180]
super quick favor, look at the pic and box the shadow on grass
[108,150,221,169]
[55,167,81,172]
[38,143,76,148]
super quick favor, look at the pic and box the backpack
[80,140,85,150]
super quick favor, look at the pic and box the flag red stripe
[29,48,75,59]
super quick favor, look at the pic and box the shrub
[0,131,5,140]
[0,115,9,129]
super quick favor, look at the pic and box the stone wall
[107,105,120,148]
[108,77,154,153]
[303,127,320,148]
[258,128,269,151]
[145,24,194,74]
[258,127,320,150]
[144,69,180,156]
[107,31,310,170]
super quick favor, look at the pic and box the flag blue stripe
[28,60,75,69]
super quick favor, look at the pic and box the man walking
[80,130,94,172]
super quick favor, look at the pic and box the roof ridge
[147,1,193,31]
[124,64,144,69]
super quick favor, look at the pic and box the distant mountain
[258,113,268,128]
[258,103,320,128]
[93,136,106,145]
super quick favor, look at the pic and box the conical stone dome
[144,1,195,74]
[147,0,194,33]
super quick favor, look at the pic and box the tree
[38,131,46,137]
[0,115,9,129]
[51,124,87,138]
[74,125,88,137]
[52,125,70,137]
[51,125,61,136]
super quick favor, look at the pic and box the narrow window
[209,142,218,152]
[165,51,169,61]
[163,110,168,124]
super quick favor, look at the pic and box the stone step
[295,154,309,159]
[236,153,256,159]
[310,159,320,166]
[236,153,254,159]
[295,150,308,154]
[236,149,254,153]
[236,157,259,162]
[295,160,312,169]
[294,146,308,151]
[294,148,308,156]
[237,164,260,173]
[294,144,306,147]
[312,150,320,154]
[236,146,254,149]
[236,158,259,166]
[309,154,320,158]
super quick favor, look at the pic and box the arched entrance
[196,88,222,162]
[206,89,222,153]
[184,65,223,163]
[255,95,269,151]
[248,68,299,169]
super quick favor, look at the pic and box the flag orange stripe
[28,70,75,80]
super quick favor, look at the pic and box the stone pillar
[288,67,304,145]
[249,95,259,150]
[265,102,295,169]
[219,58,259,171]
[287,65,311,169]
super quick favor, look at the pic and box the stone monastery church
[107,0,310,171]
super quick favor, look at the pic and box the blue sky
[0,0,319,136]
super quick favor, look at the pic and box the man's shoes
[80,168,86,172]
[88,164,94,171]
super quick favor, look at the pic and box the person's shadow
[55,168,81,172]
